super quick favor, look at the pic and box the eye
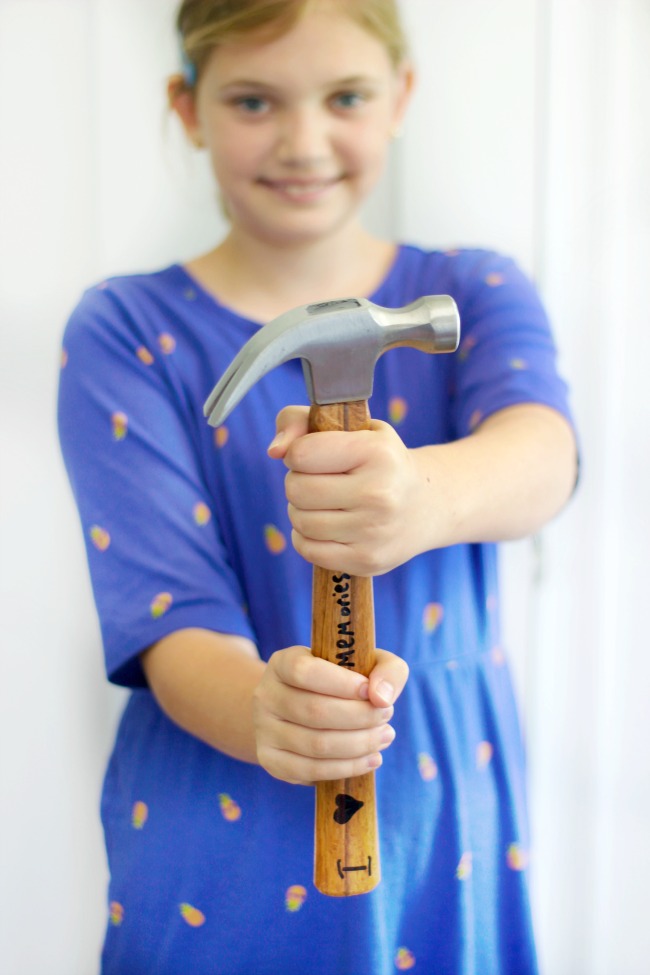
[233,95,270,115]
[331,90,366,111]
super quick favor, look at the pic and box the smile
[258,177,341,200]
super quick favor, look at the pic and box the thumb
[367,649,409,708]
[267,405,310,459]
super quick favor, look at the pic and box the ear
[168,74,204,148]
[390,61,416,136]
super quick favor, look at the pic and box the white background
[0,1,648,972]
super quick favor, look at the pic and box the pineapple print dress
[58,245,574,975]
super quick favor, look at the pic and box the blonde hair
[176,0,409,86]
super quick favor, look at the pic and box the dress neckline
[171,244,407,327]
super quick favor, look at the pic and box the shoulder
[60,265,208,375]
[396,243,530,297]
[395,245,548,340]
[64,265,183,336]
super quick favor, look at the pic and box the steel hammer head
[203,295,460,427]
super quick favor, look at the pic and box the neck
[187,223,396,322]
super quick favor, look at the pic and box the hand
[268,406,428,576]
[253,645,409,785]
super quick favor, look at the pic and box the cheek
[209,126,268,176]
[343,126,391,178]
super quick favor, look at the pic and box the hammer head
[204,295,460,427]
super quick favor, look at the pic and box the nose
[276,105,330,165]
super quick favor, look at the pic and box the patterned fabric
[58,245,573,974]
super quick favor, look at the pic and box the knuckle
[354,546,384,577]
[256,743,274,772]
[290,510,317,540]
[301,757,323,782]
[251,684,265,717]
[267,648,285,673]
[284,472,302,505]
[303,695,328,726]
[291,650,313,687]
[376,481,399,514]
[368,549,386,574]
[310,732,330,758]
[290,528,307,557]
[258,745,302,785]
[359,483,392,523]
[287,437,310,471]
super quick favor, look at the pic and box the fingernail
[358,681,370,700]
[380,725,396,746]
[368,753,383,770]
[376,680,395,706]
[268,431,287,452]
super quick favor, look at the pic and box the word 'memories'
[331,573,356,669]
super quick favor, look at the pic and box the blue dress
[58,245,573,974]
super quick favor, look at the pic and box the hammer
[204,295,460,896]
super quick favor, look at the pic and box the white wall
[1,1,648,973]
[0,1,204,969]
[529,3,650,972]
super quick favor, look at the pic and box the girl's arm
[141,629,407,781]
[271,402,578,577]
[141,629,265,764]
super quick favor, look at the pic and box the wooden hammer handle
[308,401,380,896]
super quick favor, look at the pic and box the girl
[58,1,578,972]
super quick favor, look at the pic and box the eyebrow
[218,74,383,94]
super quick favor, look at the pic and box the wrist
[407,443,462,554]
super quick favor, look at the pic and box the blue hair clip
[179,38,197,87]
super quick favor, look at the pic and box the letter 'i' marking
[337,858,373,879]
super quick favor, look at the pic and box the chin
[266,218,356,248]
[235,204,355,247]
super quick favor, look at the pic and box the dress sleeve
[57,286,256,688]
[450,252,573,437]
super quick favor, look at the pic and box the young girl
[58,1,577,972]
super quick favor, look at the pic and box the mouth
[257,176,341,201]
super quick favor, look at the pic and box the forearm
[276,401,578,577]
[141,628,266,764]
[141,628,407,784]
[410,403,578,552]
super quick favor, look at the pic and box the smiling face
[174,3,412,249]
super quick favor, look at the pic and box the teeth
[272,182,333,195]
[285,185,320,194]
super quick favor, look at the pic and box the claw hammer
[204,295,459,896]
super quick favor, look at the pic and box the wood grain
[309,402,380,896]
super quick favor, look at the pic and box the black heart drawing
[333,793,364,825]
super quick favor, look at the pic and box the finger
[266,718,396,761]
[267,406,310,459]
[268,646,369,700]
[283,429,374,474]
[289,531,381,577]
[287,504,358,543]
[284,420,400,474]
[258,744,385,786]
[367,649,410,708]
[285,470,353,512]
[263,682,393,731]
